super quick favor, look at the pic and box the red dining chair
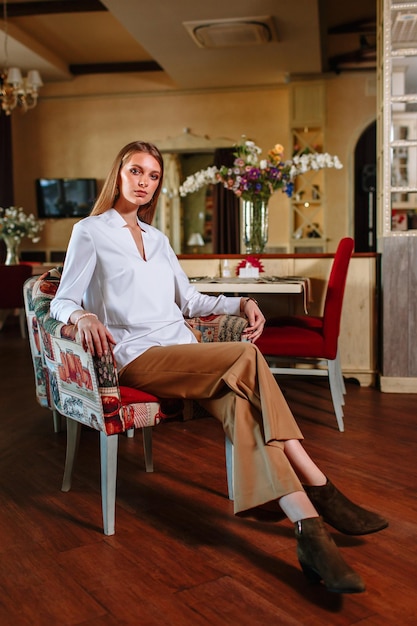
[0,263,33,337]
[256,237,354,432]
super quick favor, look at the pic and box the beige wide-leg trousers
[119,341,304,513]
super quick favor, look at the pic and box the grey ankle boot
[295,516,366,594]
[304,479,388,535]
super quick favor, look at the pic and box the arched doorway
[354,120,376,252]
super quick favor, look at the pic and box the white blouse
[50,209,241,370]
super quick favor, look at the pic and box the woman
[51,140,387,593]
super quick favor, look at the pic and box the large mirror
[156,152,215,254]
[153,130,233,254]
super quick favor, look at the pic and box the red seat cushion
[119,386,159,405]
[266,315,323,330]
[256,325,336,360]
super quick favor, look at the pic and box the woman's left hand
[240,298,266,343]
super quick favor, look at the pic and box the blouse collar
[101,208,149,232]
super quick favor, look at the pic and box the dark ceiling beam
[6,2,162,77]
[4,1,106,18]
[328,18,376,36]
[69,61,163,75]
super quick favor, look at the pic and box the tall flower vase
[242,198,269,254]
[2,235,21,265]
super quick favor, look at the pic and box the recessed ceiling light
[183,16,278,49]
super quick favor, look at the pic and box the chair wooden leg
[61,418,81,492]
[19,308,26,338]
[335,350,346,400]
[100,432,118,536]
[225,436,234,500]
[142,426,154,472]
[330,362,344,408]
[52,409,62,433]
[329,352,346,415]
[328,359,345,432]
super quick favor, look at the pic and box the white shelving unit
[381,0,417,236]
[289,84,327,252]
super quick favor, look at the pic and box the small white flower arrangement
[179,165,219,196]
[0,206,44,243]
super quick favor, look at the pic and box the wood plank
[1,318,416,625]
[382,237,410,376]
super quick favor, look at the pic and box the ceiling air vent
[183,16,278,49]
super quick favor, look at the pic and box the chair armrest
[186,314,248,343]
[24,276,52,409]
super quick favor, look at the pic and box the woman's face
[117,151,162,208]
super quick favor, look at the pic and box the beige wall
[325,74,377,245]
[10,72,376,255]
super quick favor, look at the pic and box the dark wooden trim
[4,1,106,17]
[328,18,376,36]
[69,61,163,75]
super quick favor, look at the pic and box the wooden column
[381,236,417,390]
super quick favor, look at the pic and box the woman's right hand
[73,311,116,357]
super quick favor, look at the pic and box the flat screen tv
[36,178,97,218]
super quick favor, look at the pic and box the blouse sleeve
[50,222,97,323]
[167,245,241,318]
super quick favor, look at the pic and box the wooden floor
[1,317,417,626]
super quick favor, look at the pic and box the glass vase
[242,197,269,254]
[2,235,21,265]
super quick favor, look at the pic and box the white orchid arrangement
[289,151,343,176]
[0,206,44,243]
[179,138,343,202]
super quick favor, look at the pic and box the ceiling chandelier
[0,0,42,115]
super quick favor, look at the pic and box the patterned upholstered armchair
[24,268,247,534]
[24,275,61,432]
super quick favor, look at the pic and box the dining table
[190,275,311,313]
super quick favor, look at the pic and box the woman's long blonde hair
[90,140,164,224]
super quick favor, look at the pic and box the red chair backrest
[0,264,33,309]
[322,237,354,355]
